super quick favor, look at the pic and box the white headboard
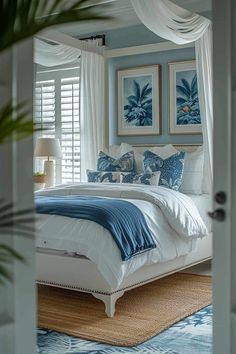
[133,144,201,154]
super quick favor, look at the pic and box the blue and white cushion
[143,150,186,191]
[87,170,121,183]
[97,151,135,172]
[121,171,160,186]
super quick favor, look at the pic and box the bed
[35,144,212,317]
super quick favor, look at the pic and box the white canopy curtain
[34,38,81,66]
[131,0,213,193]
[80,50,105,181]
[34,38,105,181]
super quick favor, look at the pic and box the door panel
[213,0,234,353]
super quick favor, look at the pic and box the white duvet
[35,183,208,289]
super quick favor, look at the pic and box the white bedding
[188,194,212,232]
[35,183,208,288]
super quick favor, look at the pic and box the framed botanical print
[117,65,161,136]
[169,60,202,134]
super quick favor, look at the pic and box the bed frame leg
[92,291,124,317]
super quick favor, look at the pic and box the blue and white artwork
[169,61,202,134]
[123,75,153,127]
[176,69,201,125]
[118,66,160,136]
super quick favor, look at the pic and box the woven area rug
[38,273,212,347]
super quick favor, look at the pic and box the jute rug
[38,273,212,346]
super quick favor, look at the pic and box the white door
[0,40,35,354]
[212,0,236,353]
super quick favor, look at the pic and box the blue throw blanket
[35,195,156,261]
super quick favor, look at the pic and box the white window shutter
[34,66,80,184]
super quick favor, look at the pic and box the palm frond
[0,0,111,53]
[0,244,25,284]
[0,101,44,144]
[191,74,197,92]
[191,74,198,98]
[176,84,190,99]
[142,86,152,98]
[142,98,152,105]
[140,83,150,98]
[0,201,35,238]
[177,97,186,105]
[0,200,35,284]
[127,97,138,107]
[181,78,191,96]
[133,80,141,99]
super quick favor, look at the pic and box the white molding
[104,41,194,58]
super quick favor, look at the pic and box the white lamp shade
[34,138,62,158]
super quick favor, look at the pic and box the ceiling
[59,0,212,38]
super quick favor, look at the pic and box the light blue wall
[79,24,165,49]
[108,47,203,146]
[79,24,205,146]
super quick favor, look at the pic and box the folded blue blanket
[35,195,156,261]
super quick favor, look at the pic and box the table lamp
[34,138,62,187]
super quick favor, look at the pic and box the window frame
[35,63,80,184]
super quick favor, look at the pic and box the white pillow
[120,144,179,173]
[103,145,123,159]
[149,144,178,159]
[104,143,143,173]
[180,147,204,195]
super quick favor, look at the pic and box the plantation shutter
[34,80,56,137]
[34,65,80,184]
[60,77,80,183]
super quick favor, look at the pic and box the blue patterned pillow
[87,170,121,183]
[121,172,160,186]
[97,151,135,172]
[143,150,186,191]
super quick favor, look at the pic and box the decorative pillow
[121,171,161,186]
[180,147,204,195]
[143,150,186,191]
[97,151,135,172]
[149,144,178,159]
[103,143,143,173]
[87,170,121,183]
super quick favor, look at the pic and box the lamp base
[44,160,54,187]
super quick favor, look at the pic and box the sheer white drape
[131,0,213,192]
[34,38,105,182]
[34,37,104,66]
[80,51,105,181]
[34,38,81,66]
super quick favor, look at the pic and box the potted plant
[34,172,46,184]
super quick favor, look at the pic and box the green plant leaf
[0,102,45,144]
[0,244,25,284]
[0,0,111,53]
[0,200,35,283]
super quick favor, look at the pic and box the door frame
[213,0,236,353]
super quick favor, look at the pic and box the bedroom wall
[108,46,203,146]
[79,24,205,147]
[106,24,203,146]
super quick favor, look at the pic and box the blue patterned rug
[37,305,212,354]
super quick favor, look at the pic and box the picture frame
[117,65,161,136]
[169,60,202,135]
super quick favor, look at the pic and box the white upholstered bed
[35,145,212,317]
